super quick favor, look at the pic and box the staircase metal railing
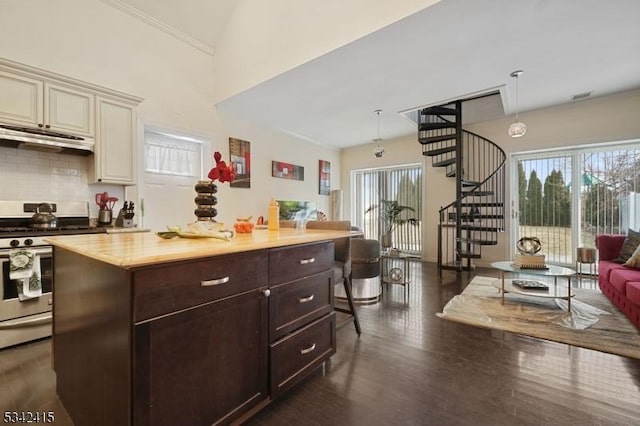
[438,129,506,270]
[419,103,506,271]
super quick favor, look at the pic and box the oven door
[0,247,53,323]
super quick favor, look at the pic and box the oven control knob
[10,239,20,247]
[24,239,34,246]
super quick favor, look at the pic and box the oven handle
[0,247,52,257]
[0,312,52,329]
[0,249,52,260]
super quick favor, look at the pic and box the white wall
[212,0,440,103]
[341,90,640,263]
[212,112,341,226]
[0,0,342,226]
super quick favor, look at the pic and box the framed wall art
[272,161,304,181]
[229,137,251,188]
[319,160,330,195]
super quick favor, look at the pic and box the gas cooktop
[0,200,104,240]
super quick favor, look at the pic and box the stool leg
[343,275,361,335]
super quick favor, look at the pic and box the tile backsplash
[0,146,124,216]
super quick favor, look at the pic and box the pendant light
[508,70,527,138]
[373,109,385,158]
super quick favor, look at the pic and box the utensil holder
[98,209,112,226]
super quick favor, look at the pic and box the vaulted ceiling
[110,0,640,149]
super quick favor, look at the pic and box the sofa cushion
[596,234,626,261]
[627,282,640,306]
[599,260,627,282]
[609,268,640,294]
[616,229,640,263]
[625,243,640,268]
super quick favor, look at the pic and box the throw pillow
[616,229,640,263]
[625,243,640,268]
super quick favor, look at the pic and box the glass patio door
[351,164,422,255]
[513,154,573,265]
[512,142,640,267]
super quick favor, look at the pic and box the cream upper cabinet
[44,83,94,136]
[0,70,44,126]
[1,58,142,186]
[0,70,94,137]
[92,97,136,185]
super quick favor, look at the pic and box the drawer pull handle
[201,276,230,287]
[299,257,315,265]
[299,294,315,303]
[300,343,316,355]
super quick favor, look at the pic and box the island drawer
[269,312,336,398]
[269,241,334,285]
[269,269,333,341]
[134,250,268,322]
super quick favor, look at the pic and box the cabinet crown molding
[0,57,143,105]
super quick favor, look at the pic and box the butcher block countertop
[45,228,358,269]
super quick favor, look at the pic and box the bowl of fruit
[234,216,255,234]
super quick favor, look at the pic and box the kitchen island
[46,228,357,426]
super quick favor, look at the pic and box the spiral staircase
[418,100,506,271]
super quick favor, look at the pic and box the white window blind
[351,164,422,254]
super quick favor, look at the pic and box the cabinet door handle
[263,289,271,297]
[201,276,230,286]
[299,294,314,303]
[45,124,51,128]
[300,343,316,355]
[299,257,315,265]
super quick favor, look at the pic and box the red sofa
[596,234,640,328]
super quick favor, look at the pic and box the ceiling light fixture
[508,70,526,138]
[373,109,385,158]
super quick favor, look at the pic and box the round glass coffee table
[491,261,577,311]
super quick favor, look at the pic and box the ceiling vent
[572,91,592,101]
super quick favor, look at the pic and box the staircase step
[457,251,481,259]
[421,106,457,116]
[460,202,503,208]
[448,213,504,221]
[446,168,457,177]
[457,237,498,246]
[419,134,457,144]
[422,146,456,156]
[462,190,495,197]
[461,180,481,187]
[433,158,456,167]
[460,225,501,232]
[419,122,457,131]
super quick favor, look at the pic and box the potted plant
[365,200,417,249]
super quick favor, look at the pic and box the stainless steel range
[0,200,106,349]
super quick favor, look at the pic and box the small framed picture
[272,161,304,181]
[229,138,250,188]
[319,160,330,195]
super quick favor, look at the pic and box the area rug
[437,276,640,360]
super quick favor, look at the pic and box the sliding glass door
[351,164,422,255]
[512,142,640,266]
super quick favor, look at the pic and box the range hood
[0,124,94,155]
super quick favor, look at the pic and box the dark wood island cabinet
[47,230,355,426]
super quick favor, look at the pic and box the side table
[576,247,597,286]
[380,251,411,303]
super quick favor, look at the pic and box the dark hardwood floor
[1,262,639,425]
